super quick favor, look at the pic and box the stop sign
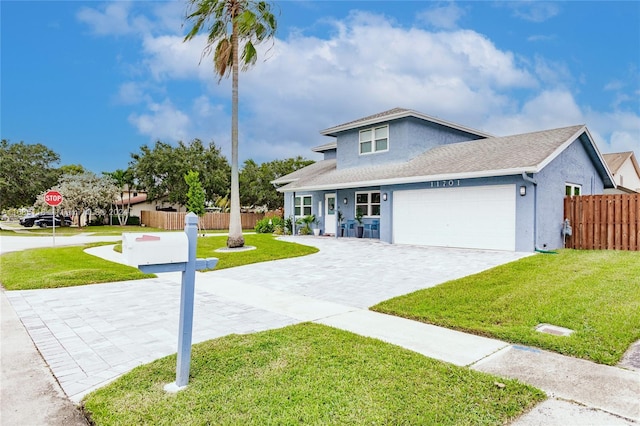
[44,190,63,206]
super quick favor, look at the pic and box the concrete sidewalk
[1,290,88,426]
[2,236,639,425]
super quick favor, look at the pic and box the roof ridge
[328,107,410,130]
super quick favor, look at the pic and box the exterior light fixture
[343,197,348,205]
[520,186,526,196]
[382,192,388,201]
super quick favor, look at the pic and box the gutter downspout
[521,172,539,251]
[292,192,296,236]
[335,191,339,239]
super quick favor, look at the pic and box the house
[273,107,615,252]
[113,189,185,219]
[602,151,640,194]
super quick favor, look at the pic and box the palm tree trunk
[227,11,244,248]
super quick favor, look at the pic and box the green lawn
[3,224,169,236]
[372,250,640,365]
[1,234,317,290]
[82,323,545,426]
[194,233,318,270]
[0,243,154,290]
[1,223,234,236]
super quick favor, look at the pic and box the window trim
[294,195,312,216]
[355,191,381,217]
[359,125,389,155]
[565,183,582,197]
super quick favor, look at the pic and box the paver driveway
[5,236,530,401]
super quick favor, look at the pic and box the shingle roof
[602,151,636,175]
[271,159,337,185]
[311,141,337,152]
[320,107,493,138]
[114,193,148,206]
[278,125,597,192]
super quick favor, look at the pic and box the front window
[565,184,581,197]
[355,191,381,217]
[359,125,389,155]
[294,195,312,216]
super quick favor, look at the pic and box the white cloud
[113,82,149,105]
[96,7,636,162]
[506,2,561,23]
[586,110,640,156]
[417,3,465,29]
[484,90,584,136]
[128,99,191,142]
[77,2,142,36]
[527,34,555,42]
[77,1,183,37]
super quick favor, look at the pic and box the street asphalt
[1,232,638,425]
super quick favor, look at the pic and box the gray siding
[323,149,337,160]
[336,117,484,169]
[284,191,324,233]
[534,138,605,250]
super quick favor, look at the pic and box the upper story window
[359,125,389,155]
[355,191,381,217]
[565,183,581,196]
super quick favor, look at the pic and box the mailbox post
[122,212,217,392]
[175,213,198,389]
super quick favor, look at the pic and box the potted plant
[355,209,364,238]
[311,214,321,236]
[296,214,316,235]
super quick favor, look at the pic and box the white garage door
[393,184,516,251]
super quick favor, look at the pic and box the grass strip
[372,250,640,365]
[83,323,545,425]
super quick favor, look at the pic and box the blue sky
[2,1,639,174]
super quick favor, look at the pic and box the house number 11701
[430,180,461,188]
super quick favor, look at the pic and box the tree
[184,0,277,248]
[184,170,206,216]
[240,156,314,209]
[103,168,134,226]
[59,164,87,176]
[0,139,61,210]
[35,172,119,228]
[129,139,230,206]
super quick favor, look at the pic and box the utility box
[122,232,189,267]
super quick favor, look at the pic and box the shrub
[109,215,141,226]
[255,216,284,234]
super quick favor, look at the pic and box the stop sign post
[44,191,63,246]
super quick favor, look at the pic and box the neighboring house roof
[277,125,615,192]
[603,151,640,176]
[320,107,494,138]
[114,193,148,206]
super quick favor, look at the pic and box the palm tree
[184,0,277,248]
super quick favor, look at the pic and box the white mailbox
[122,232,189,267]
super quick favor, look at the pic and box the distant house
[113,189,185,219]
[602,151,640,194]
[273,108,615,252]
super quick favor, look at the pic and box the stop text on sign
[44,191,63,206]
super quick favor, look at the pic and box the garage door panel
[393,185,515,251]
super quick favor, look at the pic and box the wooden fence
[141,211,266,231]
[563,194,639,251]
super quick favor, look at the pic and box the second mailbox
[122,232,189,267]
